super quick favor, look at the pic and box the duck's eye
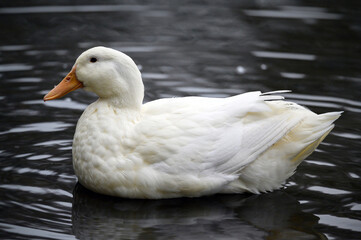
[90,57,97,63]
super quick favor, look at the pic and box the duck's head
[44,46,144,108]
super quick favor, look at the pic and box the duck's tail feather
[290,111,342,164]
[261,90,292,95]
[231,110,342,194]
[260,90,291,101]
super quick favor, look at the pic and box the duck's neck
[100,95,142,110]
[92,98,142,124]
[99,79,144,110]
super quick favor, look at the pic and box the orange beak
[43,65,83,101]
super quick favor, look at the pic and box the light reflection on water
[0,1,360,240]
[243,8,342,20]
[0,122,73,135]
[0,5,157,14]
[0,64,34,72]
[252,51,317,61]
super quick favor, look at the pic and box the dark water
[1,1,360,239]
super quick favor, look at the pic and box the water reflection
[72,184,326,240]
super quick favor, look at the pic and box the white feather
[65,47,342,199]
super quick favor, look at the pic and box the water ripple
[0,5,150,14]
[252,51,316,61]
[285,93,361,107]
[280,72,306,79]
[0,64,33,72]
[0,45,32,51]
[244,7,342,20]
[6,77,43,83]
[25,99,87,110]
[308,186,352,195]
[34,139,73,147]
[15,167,57,176]
[0,222,76,240]
[317,214,361,233]
[79,42,169,53]
[0,184,73,197]
[0,122,73,135]
[284,93,361,113]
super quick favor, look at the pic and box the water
[0,1,360,239]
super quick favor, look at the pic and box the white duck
[44,46,341,199]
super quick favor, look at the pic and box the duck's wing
[135,91,302,177]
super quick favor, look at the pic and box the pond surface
[0,1,361,239]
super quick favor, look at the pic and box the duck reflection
[72,183,326,240]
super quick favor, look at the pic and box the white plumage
[44,46,341,199]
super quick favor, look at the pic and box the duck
[43,46,342,199]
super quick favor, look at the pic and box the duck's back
[129,91,341,198]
